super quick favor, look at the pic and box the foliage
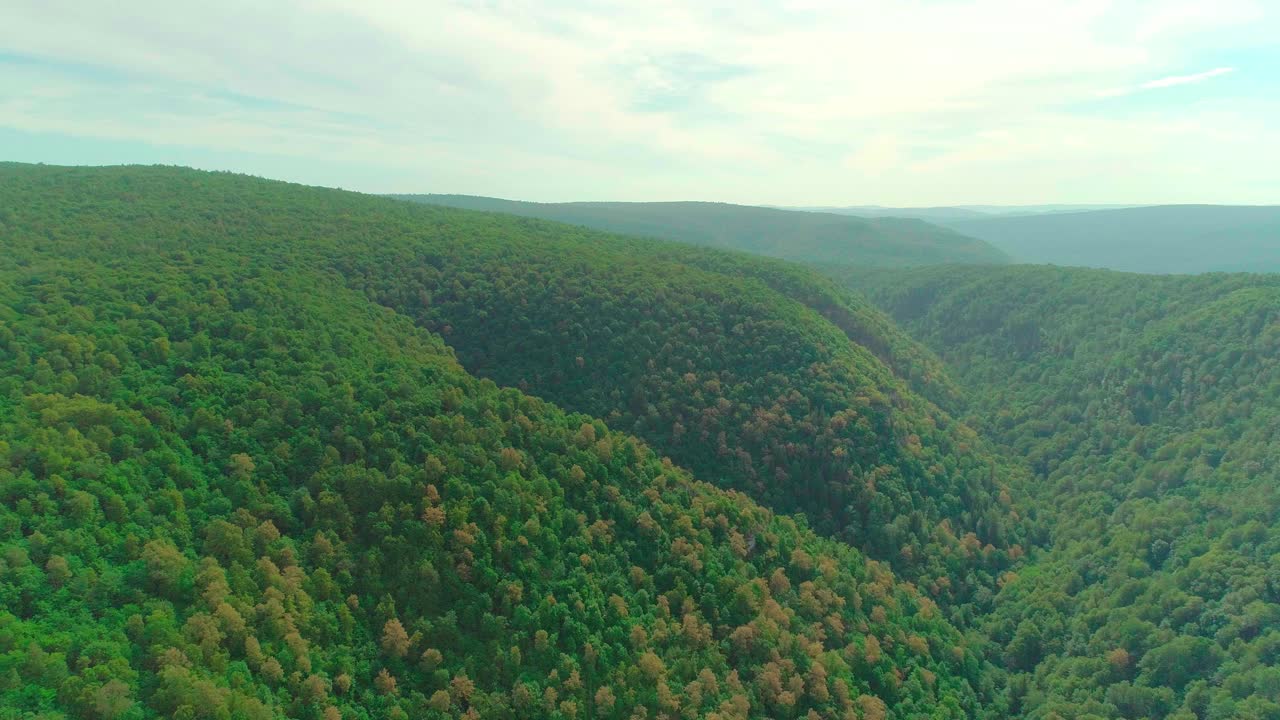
[334,212,1030,613]
[0,163,1010,719]
[392,194,1011,268]
[846,264,1280,719]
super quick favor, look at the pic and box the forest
[844,265,1280,719]
[0,163,1010,720]
[2,162,1278,720]
[391,195,1010,269]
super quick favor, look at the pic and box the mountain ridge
[391,193,1012,269]
[940,204,1280,274]
[0,162,1019,718]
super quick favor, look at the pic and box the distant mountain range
[786,204,1139,220]
[790,204,1279,274]
[941,205,1280,274]
[394,195,1277,275]
[391,194,1011,268]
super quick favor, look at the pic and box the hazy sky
[3,1,1277,205]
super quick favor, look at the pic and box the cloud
[1141,67,1235,89]
[1,0,1278,204]
[1099,66,1236,97]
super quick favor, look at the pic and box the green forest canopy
[6,161,1280,720]
[843,264,1280,719]
[0,163,1012,720]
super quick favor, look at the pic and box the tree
[142,540,188,593]
[382,618,410,658]
[375,669,398,695]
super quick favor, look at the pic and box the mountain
[940,205,1280,274]
[362,190,1032,608]
[782,205,1139,221]
[342,212,1033,613]
[0,163,1014,719]
[841,263,1280,719]
[953,204,1139,216]
[786,207,993,222]
[22,160,1277,720]
[391,194,1012,268]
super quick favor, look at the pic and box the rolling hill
[19,160,1276,720]
[0,162,1017,719]
[391,194,1012,268]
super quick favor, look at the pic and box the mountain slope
[841,264,1280,719]
[343,227,1031,608]
[940,205,1280,274]
[0,162,1010,719]
[2,164,1030,612]
[392,194,1011,268]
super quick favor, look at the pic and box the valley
[1,163,1276,720]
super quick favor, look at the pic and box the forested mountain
[391,194,1011,268]
[844,264,1280,719]
[339,218,1031,615]
[939,205,1280,274]
[13,160,1275,720]
[0,162,1019,719]
[785,208,991,222]
[3,164,1032,610]
[792,206,1135,220]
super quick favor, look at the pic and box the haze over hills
[321,188,1280,277]
[391,194,1012,268]
[786,204,1279,274]
[939,205,1280,274]
[787,205,1138,220]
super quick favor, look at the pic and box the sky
[2,0,1278,206]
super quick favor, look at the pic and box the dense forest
[334,216,1031,613]
[390,195,1010,269]
[0,163,1017,719]
[845,265,1280,719]
[5,162,1278,720]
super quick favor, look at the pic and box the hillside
[786,208,991,222]
[391,194,1011,268]
[939,205,1280,274]
[843,264,1280,719]
[0,164,1029,610]
[342,227,1033,613]
[0,163,1016,719]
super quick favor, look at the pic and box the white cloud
[1099,66,1236,97]
[1,0,1277,204]
[1141,67,1235,89]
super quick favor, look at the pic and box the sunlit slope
[0,162,1005,719]
[1,164,1031,612]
